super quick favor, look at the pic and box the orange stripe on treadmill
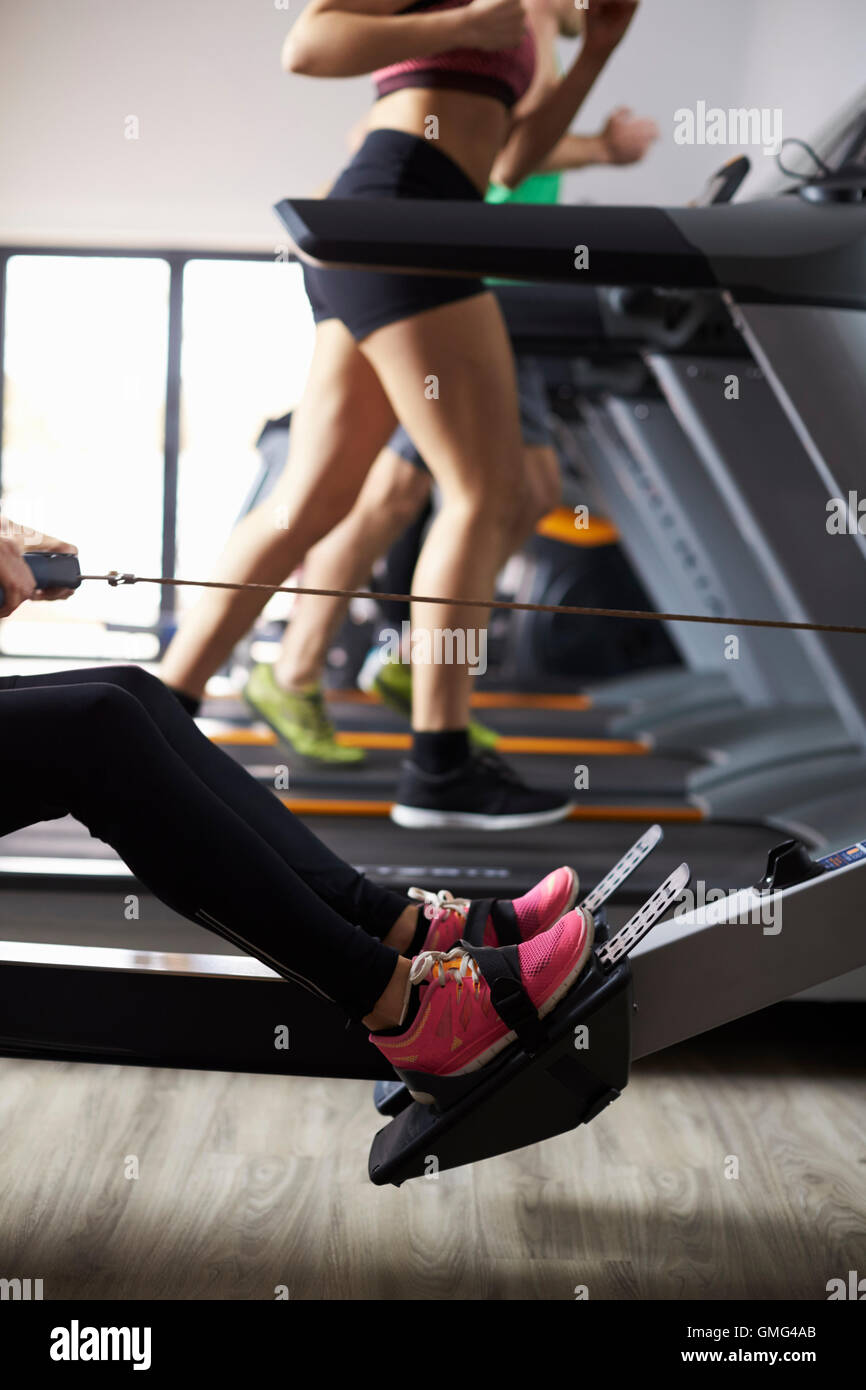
[280,798,395,818]
[333,732,646,756]
[468,692,593,710]
[212,728,646,756]
[566,804,704,823]
[210,728,275,746]
[279,797,703,823]
[323,689,595,711]
[324,689,378,704]
[334,732,407,749]
[494,736,646,757]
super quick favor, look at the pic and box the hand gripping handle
[0,552,82,608]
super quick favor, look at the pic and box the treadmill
[272,110,866,854]
[205,152,862,849]
[439,189,866,844]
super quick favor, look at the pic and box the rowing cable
[75,570,866,639]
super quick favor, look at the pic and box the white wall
[560,0,749,208]
[737,0,866,193]
[2,0,865,249]
[562,0,866,207]
[1,0,369,249]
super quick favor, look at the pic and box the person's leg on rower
[0,662,591,1074]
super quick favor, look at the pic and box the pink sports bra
[373,0,536,110]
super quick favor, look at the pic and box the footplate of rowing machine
[372,904,617,1121]
[367,950,632,1186]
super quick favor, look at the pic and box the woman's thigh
[359,293,525,509]
[269,319,399,530]
[0,678,125,836]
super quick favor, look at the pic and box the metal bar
[0,245,278,262]
[581,823,663,914]
[159,257,185,640]
[276,199,717,291]
[596,861,690,966]
[277,198,866,309]
[0,938,392,1079]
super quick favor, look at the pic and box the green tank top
[485,169,562,206]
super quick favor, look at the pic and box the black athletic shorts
[302,128,487,342]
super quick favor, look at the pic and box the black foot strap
[462,898,521,948]
[460,941,548,1055]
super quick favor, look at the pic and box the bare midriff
[365,87,511,193]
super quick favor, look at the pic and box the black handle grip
[0,552,82,609]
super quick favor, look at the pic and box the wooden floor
[1,1004,863,1301]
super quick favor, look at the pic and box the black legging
[0,665,405,1018]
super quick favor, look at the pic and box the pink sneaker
[372,907,594,1104]
[409,865,579,954]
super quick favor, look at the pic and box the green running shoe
[244,663,365,765]
[358,650,499,751]
[367,653,412,718]
[466,716,500,752]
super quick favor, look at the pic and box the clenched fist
[461,0,527,52]
[599,107,659,164]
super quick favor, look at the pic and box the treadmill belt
[309,815,783,900]
[206,695,626,741]
[0,814,783,903]
[224,741,698,800]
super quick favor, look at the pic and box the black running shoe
[391,751,574,830]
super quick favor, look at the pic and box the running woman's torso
[373,0,536,108]
[366,0,537,193]
[365,88,508,191]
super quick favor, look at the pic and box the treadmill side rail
[275,198,717,290]
[275,197,866,310]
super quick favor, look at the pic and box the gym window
[175,258,314,616]
[0,249,314,664]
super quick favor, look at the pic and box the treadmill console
[757,840,826,893]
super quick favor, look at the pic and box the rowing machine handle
[0,552,82,608]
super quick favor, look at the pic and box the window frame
[0,244,280,658]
